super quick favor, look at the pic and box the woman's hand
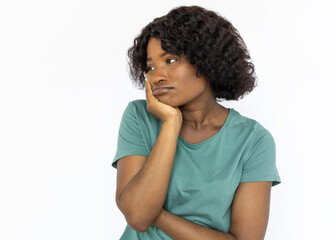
[145,75,183,125]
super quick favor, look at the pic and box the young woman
[112,5,281,240]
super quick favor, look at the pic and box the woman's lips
[153,87,173,96]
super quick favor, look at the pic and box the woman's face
[145,37,213,107]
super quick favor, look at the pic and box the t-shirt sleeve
[111,101,149,169]
[240,127,281,187]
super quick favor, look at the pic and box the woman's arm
[152,209,236,240]
[152,181,272,240]
[117,118,181,232]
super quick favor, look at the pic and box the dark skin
[143,37,272,239]
[145,37,230,144]
[115,32,272,238]
[138,37,272,239]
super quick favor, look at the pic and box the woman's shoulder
[126,98,161,127]
[128,99,147,112]
[230,108,273,139]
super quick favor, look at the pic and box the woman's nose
[151,66,167,84]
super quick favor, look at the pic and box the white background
[0,0,335,239]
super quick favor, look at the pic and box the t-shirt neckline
[178,108,234,147]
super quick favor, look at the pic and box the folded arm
[151,181,272,240]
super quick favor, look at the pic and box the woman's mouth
[153,87,173,96]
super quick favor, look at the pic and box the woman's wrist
[162,118,182,134]
[152,208,166,227]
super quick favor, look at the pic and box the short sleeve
[111,101,149,169]
[240,128,281,187]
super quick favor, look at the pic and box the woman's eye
[166,58,176,64]
[145,66,154,72]
[146,58,177,72]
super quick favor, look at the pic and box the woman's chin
[157,97,178,107]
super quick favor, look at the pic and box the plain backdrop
[0,0,335,239]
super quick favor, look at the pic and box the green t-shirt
[112,99,281,239]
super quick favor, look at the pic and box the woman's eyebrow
[146,52,169,62]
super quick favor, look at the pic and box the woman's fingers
[145,74,159,103]
[144,74,182,124]
[145,74,152,102]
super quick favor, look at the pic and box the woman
[112,5,281,240]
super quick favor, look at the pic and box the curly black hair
[127,5,258,101]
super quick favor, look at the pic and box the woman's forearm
[153,209,237,240]
[118,119,181,231]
